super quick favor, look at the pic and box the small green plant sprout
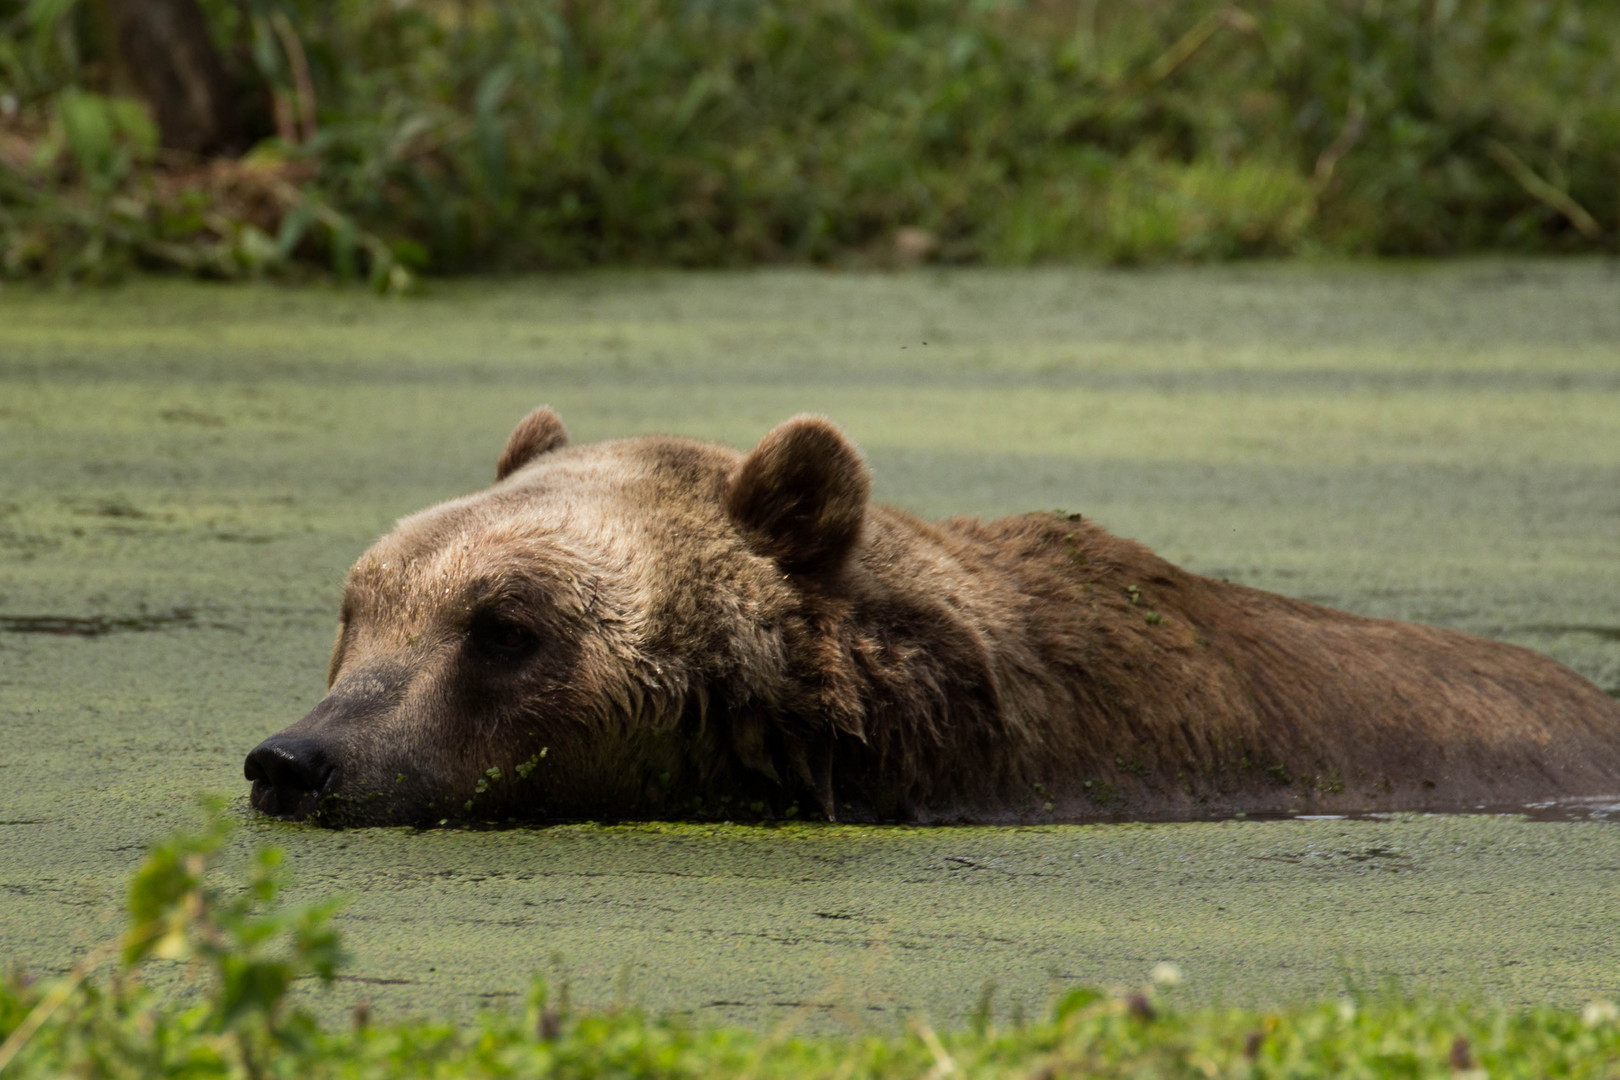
[1126,585,1142,605]
[514,748,549,780]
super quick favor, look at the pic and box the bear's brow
[461,567,601,623]
[337,564,527,618]
[460,565,585,608]
[462,574,537,607]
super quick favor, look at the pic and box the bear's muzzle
[245,736,337,820]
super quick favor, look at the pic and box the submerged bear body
[245,410,1620,826]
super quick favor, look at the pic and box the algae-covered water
[2,263,1619,1026]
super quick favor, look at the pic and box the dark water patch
[0,609,202,636]
[1519,624,1620,643]
[83,499,153,520]
[769,1001,888,1012]
[1250,845,1420,872]
[698,999,886,1013]
[0,531,61,557]
[159,407,226,426]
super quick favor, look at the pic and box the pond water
[2,263,1618,1025]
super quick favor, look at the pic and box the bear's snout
[245,737,337,820]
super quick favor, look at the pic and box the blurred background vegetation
[1,0,1616,288]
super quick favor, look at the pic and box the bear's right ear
[496,406,569,480]
[726,415,870,575]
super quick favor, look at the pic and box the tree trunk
[106,0,248,157]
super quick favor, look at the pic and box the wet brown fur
[251,408,1620,826]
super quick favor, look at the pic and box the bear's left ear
[726,415,870,575]
[496,406,569,480]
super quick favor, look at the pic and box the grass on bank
[3,0,1619,288]
[2,807,1618,1079]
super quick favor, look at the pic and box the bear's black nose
[244,737,336,820]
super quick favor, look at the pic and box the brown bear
[245,408,1620,826]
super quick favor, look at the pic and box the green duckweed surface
[1,263,1619,1027]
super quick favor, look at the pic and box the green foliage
[2,0,1619,283]
[122,802,345,1031]
[2,810,1620,1077]
[0,801,344,1077]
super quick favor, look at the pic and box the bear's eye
[467,611,540,661]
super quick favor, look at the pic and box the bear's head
[243,408,871,826]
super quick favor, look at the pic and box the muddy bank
[1,263,1617,1025]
